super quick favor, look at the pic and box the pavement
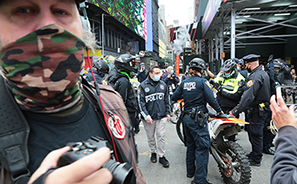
[135,114,275,184]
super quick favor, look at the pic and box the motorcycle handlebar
[214,114,234,119]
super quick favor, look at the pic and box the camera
[57,136,134,184]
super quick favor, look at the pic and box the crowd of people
[1,1,297,184]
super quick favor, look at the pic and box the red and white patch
[107,114,126,140]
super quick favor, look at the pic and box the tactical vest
[213,72,245,95]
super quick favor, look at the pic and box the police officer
[212,58,245,141]
[213,58,245,114]
[230,54,270,166]
[238,59,249,78]
[85,59,110,84]
[171,58,223,184]
[138,65,171,168]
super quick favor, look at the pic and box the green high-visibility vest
[213,72,245,94]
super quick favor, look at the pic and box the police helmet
[221,59,237,72]
[94,59,110,74]
[189,58,206,71]
[115,54,138,73]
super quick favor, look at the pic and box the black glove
[213,82,222,91]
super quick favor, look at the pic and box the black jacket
[139,77,170,120]
[106,68,138,113]
[231,66,270,117]
[266,62,277,95]
[276,64,292,85]
[239,69,248,78]
[137,69,149,83]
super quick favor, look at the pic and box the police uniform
[213,71,245,114]
[138,76,170,160]
[231,54,270,165]
[172,74,222,184]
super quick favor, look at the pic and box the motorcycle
[175,101,251,184]
[168,83,179,124]
[170,99,184,124]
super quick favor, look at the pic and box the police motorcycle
[176,101,251,184]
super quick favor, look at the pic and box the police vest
[213,73,245,94]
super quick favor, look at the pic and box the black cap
[242,54,260,63]
[232,58,240,64]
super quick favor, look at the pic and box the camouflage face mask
[0,24,85,112]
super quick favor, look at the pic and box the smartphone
[275,85,297,106]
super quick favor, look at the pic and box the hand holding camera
[57,136,134,184]
[29,145,112,184]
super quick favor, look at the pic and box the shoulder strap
[0,76,30,184]
[81,77,128,163]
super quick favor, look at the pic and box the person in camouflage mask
[0,0,145,184]
[0,24,85,112]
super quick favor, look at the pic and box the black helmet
[115,54,137,73]
[189,58,206,70]
[221,59,236,72]
[94,59,110,74]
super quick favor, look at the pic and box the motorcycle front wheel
[170,102,181,124]
[176,117,185,144]
[218,142,251,184]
